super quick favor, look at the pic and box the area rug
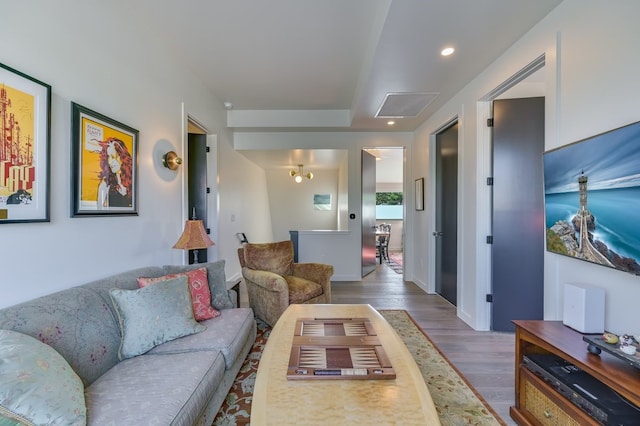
[387,251,403,274]
[212,310,504,426]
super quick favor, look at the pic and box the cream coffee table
[251,304,441,425]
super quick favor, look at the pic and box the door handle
[432,231,443,237]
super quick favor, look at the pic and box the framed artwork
[71,102,138,216]
[544,120,640,275]
[415,178,424,211]
[313,194,331,210]
[0,62,51,224]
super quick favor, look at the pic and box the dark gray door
[435,122,458,305]
[188,133,208,264]
[361,150,377,276]
[491,97,544,331]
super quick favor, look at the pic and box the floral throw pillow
[137,267,220,321]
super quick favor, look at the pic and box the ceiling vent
[375,92,439,118]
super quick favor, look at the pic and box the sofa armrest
[242,267,289,293]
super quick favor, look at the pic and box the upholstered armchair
[237,240,334,326]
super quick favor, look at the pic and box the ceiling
[128,0,562,132]
[126,1,561,182]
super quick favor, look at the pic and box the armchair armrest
[292,263,334,283]
[242,267,289,293]
[292,263,334,301]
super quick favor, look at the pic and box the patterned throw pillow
[163,260,234,310]
[0,330,86,426]
[137,267,220,321]
[109,276,206,360]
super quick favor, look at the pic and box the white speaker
[563,283,605,333]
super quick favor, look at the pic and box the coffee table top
[251,304,441,425]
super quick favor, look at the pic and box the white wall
[265,168,339,242]
[216,139,273,279]
[412,0,640,333]
[0,2,271,308]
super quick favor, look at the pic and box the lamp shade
[173,220,215,250]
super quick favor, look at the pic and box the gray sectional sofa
[0,260,256,425]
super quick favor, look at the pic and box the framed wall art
[71,102,138,216]
[0,62,51,224]
[415,178,424,211]
[544,120,640,275]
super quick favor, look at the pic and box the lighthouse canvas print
[543,121,640,275]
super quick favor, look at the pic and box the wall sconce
[162,151,182,170]
[289,164,313,183]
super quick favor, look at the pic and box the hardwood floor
[331,261,518,425]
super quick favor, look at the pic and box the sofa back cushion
[0,286,121,387]
[0,266,167,386]
[243,241,294,276]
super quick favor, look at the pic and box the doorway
[185,119,213,264]
[434,122,458,305]
[362,148,405,276]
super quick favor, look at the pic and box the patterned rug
[213,310,504,426]
[387,252,403,274]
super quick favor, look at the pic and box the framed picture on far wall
[415,178,424,211]
[71,102,138,217]
[0,62,51,224]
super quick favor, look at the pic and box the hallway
[332,263,516,425]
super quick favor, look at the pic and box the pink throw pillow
[138,268,220,321]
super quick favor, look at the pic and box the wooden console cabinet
[510,320,640,425]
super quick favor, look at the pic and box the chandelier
[289,164,313,183]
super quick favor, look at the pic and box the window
[376,192,403,219]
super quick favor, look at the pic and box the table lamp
[173,218,214,263]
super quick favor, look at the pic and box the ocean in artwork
[545,186,640,264]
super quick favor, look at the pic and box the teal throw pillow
[0,329,86,426]
[109,275,206,360]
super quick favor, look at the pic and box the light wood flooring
[331,261,518,425]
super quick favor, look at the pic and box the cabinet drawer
[519,367,597,426]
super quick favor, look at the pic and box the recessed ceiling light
[441,47,455,56]
[387,120,395,126]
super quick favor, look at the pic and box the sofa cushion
[138,267,220,321]
[284,275,323,303]
[163,260,234,310]
[85,351,225,426]
[109,276,206,359]
[0,287,122,386]
[243,241,294,276]
[0,330,86,426]
[149,308,255,369]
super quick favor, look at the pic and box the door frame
[474,54,546,330]
[181,106,218,264]
[361,147,407,279]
